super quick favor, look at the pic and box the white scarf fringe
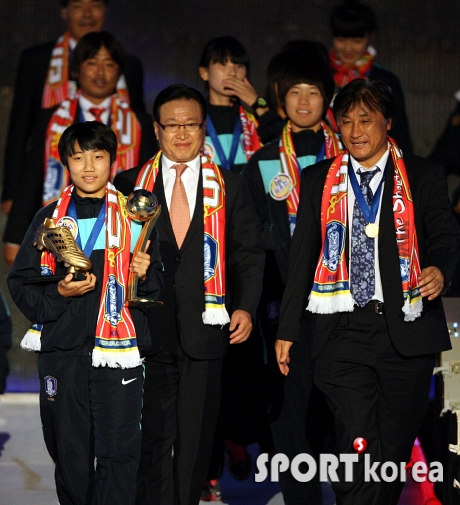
[202,307,231,325]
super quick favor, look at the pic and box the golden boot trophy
[23,218,92,284]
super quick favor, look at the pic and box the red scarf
[135,151,230,325]
[239,106,263,159]
[307,138,422,321]
[329,47,375,89]
[276,120,342,234]
[42,91,141,206]
[41,32,131,108]
[21,183,142,367]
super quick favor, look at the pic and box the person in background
[244,57,341,505]
[2,0,145,215]
[329,0,412,153]
[260,40,331,143]
[3,31,156,266]
[198,36,266,173]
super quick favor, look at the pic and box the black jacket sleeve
[226,174,265,317]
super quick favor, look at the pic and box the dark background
[0,0,459,390]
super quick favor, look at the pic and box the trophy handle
[126,206,163,309]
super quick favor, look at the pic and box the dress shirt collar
[69,37,77,51]
[161,153,202,177]
[350,147,390,178]
[79,94,112,116]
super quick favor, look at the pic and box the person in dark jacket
[276,79,459,505]
[7,121,163,505]
[113,84,264,505]
[328,0,413,153]
[3,31,156,266]
[244,58,341,505]
[2,0,145,214]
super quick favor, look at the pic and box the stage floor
[0,393,437,505]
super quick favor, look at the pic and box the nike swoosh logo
[121,378,138,385]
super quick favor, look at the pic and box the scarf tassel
[91,348,143,369]
[202,307,231,326]
[20,324,42,352]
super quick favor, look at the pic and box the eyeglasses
[157,121,204,133]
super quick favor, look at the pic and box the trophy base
[126,298,164,309]
[23,271,87,285]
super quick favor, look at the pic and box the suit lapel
[378,156,394,246]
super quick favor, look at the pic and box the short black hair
[281,40,329,67]
[277,59,335,117]
[265,51,308,111]
[71,31,124,77]
[330,1,377,38]
[60,0,109,6]
[333,79,394,123]
[58,121,117,168]
[199,36,249,73]
[153,84,207,123]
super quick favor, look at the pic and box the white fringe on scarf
[91,348,142,369]
[20,326,42,352]
[202,307,231,325]
[402,297,423,322]
[306,292,355,314]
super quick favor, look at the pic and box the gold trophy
[23,218,92,284]
[125,189,163,309]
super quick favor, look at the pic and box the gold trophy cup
[125,189,163,309]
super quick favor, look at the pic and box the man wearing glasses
[114,83,264,505]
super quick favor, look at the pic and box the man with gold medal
[276,79,460,505]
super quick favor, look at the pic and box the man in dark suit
[113,84,265,505]
[2,0,144,214]
[276,79,459,505]
[3,31,155,266]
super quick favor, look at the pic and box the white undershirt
[161,153,201,220]
[348,148,390,303]
[79,95,112,125]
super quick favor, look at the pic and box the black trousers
[136,348,223,505]
[314,309,435,505]
[270,318,323,505]
[38,354,144,505]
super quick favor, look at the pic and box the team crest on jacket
[322,221,345,272]
[204,233,218,281]
[42,158,64,203]
[104,274,124,327]
[44,375,57,397]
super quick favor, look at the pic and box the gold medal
[269,173,293,201]
[365,223,379,238]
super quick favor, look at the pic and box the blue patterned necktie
[351,168,380,307]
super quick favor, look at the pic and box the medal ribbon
[67,198,107,257]
[348,167,386,226]
[205,115,242,171]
